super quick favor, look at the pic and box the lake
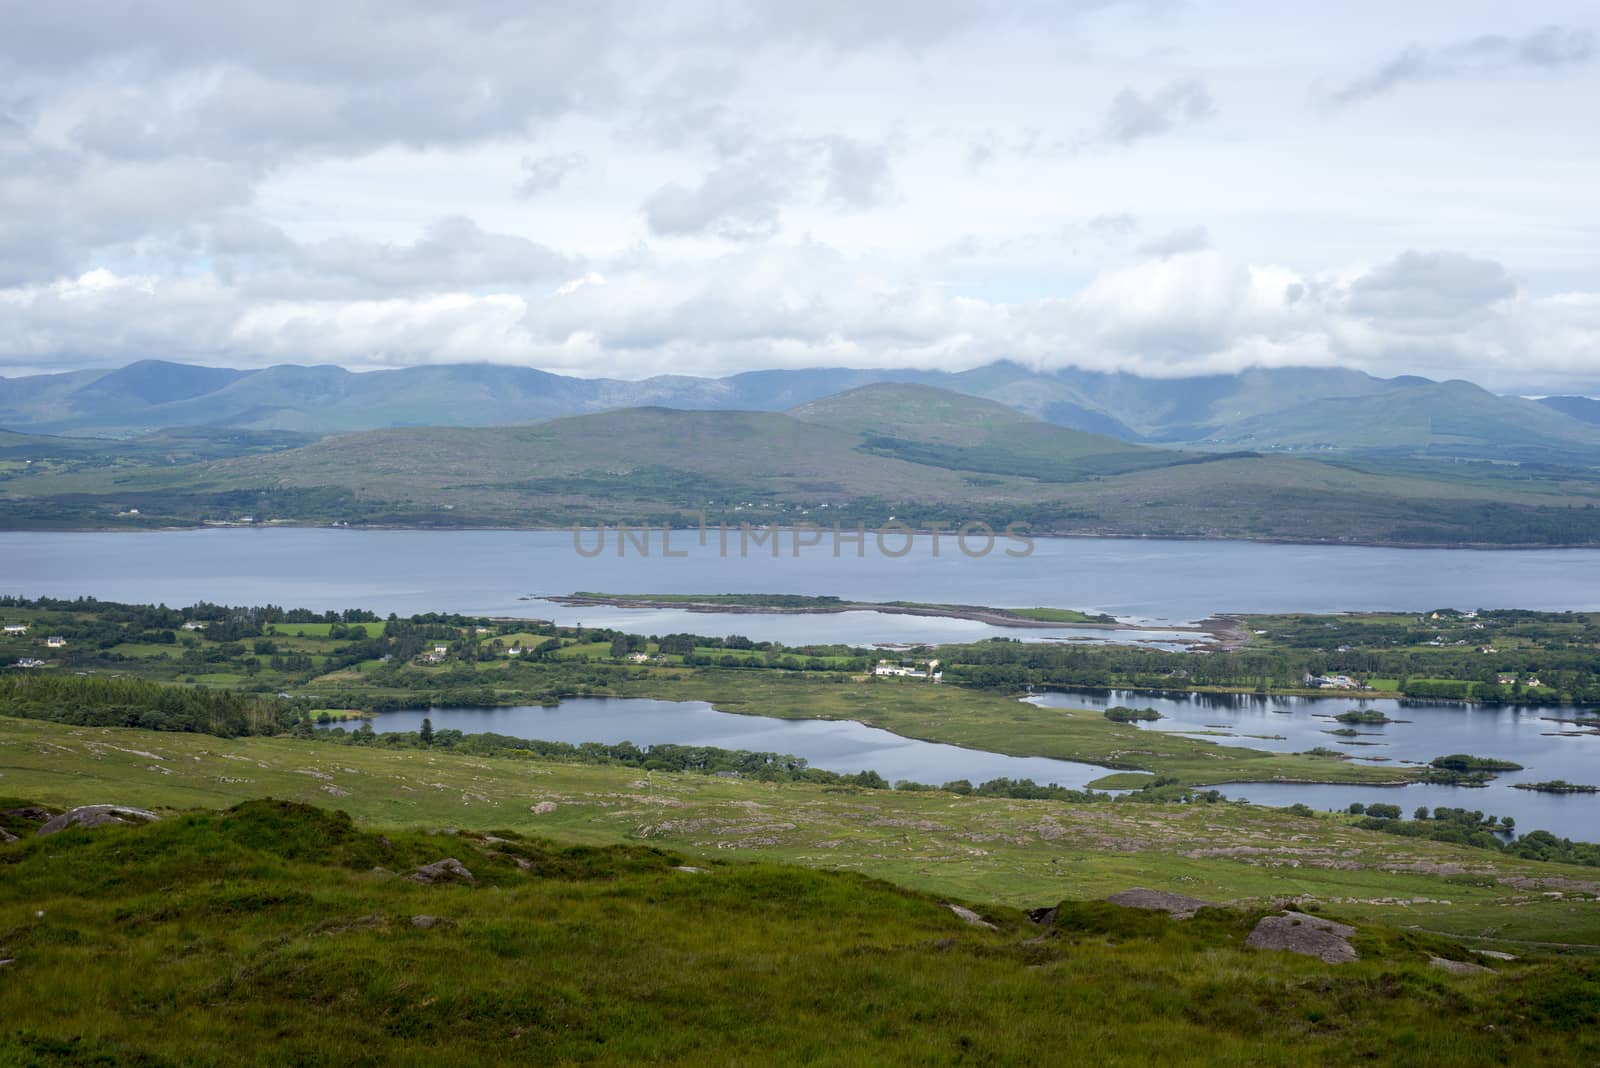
[342,697,1118,790]
[347,690,1600,838]
[1028,689,1600,840]
[6,528,1600,644]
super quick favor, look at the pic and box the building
[1303,673,1360,690]
[3,624,27,634]
[45,636,66,648]
[14,657,44,668]
[181,621,207,631]
[874,658,943,682]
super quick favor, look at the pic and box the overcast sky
[1,1,1597,392]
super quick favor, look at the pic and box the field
[9,789,1600,1065]
[3,715,1597,951]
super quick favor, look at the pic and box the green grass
[1006,607,1113,623]
[7,797,1598,1064]
[5,714,1597,953]
[265,620,388,637]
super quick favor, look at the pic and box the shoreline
[3,520,1599,551]
[540,594,1248,648]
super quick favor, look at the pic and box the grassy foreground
[4,716,1599,953]
[5,798,1600,1065]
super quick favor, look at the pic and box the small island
[1104,705,1162,722]
[1419,754,1524,787]
[1430,754,1525,772]
[1512,780,1600,794]
[1335,709,1394,725]
[546,592,1138,630]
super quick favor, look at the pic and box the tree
[1413,806,1430,821]
[420,717,435,745]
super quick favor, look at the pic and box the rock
[0,828,16,844]
[412,915,455,930]
[4,807,51,822]
[944,904,997,930]
[1246,912,1358,964]
[1027,906,1057,927]
[1430,956,1492,976]
[529,801,558,815]
[0,959,13,968]
[1106,888,1216,919]
[408,858,475,885]
[36,805,160,837]
[1473,949,1517,961]
[674,865,708,874]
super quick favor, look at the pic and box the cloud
[209,217,577,299]
[516,153,587,198]
[818,136,894,209]
[1325,25,1595,106]
[643,135,895,239]
[1345,250,1516,327]
[3,242,1578,393]
[643,157,792,240]
[1136,225,1210,258]
[1098,79,1215,146]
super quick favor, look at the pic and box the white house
[3,624,27,634]
[45,636,66,648]
[181,621,207,631]
[874,658,942,682]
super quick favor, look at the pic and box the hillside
[5,719,1600,1064]
[1193,380,1600,462]
[7,359,1600,464]
[5,383,1600,543]
[1542,396,1600,426]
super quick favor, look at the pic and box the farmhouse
[45,636,66,648]
[874,658,943,682]
[1303,673,1360,690]
[3,624,27,634]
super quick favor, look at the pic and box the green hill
[4,739,1600,1065]
[8,360,1600,464]
[5,383,1600,544]
[1194,379,1600,462]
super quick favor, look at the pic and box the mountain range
[7,381,1600,546]
[5,359,1600,464]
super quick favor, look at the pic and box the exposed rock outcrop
[1245,912,1358,964]
[37,805,160,837]
[1105,888,1216,919]
[408,858,475,885]
[944,904,997,930]
[1430,956,1491,976]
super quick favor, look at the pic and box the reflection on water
[1027,689,1600,839]
[349,697,1124,790]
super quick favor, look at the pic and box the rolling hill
[7,359,1600,464]
[6,382,1600,545]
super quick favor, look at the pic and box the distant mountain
[5,358,1600,464]
[9,382,1600,546]
[1539,396,1600,426]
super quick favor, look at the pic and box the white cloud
[1325,25,1594,106]
[0,3,1595,392]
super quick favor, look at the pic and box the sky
[0,1,1597,393]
